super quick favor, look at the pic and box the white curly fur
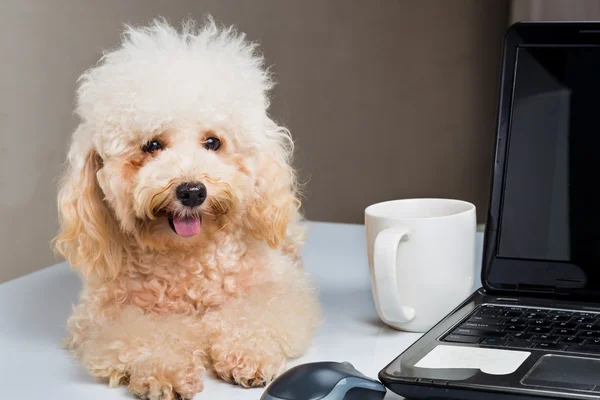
[54,16,321,399]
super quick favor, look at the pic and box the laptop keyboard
[441,305,600,355]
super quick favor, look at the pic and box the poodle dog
[54,17,321,399]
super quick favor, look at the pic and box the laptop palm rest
[522,355,600,392]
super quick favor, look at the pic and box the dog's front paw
[128,358,204,400]
[210,336,286,388]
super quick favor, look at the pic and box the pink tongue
[172,216,201,237]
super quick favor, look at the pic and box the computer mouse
[260,361,387,400]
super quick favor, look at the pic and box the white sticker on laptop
[414,345,531,375]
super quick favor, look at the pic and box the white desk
[0,221,483,399]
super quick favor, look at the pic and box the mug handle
[373,228,416,324]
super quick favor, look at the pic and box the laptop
[379,22,600,400]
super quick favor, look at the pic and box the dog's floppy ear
[53,125,124,281]
[244,119,301,249]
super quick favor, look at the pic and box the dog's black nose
[176,182,207,208]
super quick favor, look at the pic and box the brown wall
[283,1,508,224]
[510,0,600,22]
[0,0,509,283]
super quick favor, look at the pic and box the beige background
[0,0,511,283]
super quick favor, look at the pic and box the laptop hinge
[515,283,556,297]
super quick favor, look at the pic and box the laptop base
[379,290,600,400]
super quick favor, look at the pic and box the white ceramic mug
[365,198,476,332]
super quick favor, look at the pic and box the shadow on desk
[315,286,400,337]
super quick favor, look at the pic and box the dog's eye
[204,137,221,151]
[142,140,163,153]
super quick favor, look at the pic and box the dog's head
[54,18,299,280]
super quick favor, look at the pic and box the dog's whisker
[169,155,186,176]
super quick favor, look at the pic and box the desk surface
[0,221,483,399]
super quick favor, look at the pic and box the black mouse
[260,361,387,400]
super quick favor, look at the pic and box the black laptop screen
[498,46,600,284]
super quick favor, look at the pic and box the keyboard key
[477,306,501,316]
[504,325,526,332]
[508,339,533,349]
[530,308,548,313]
[572,317,596,324]
[534,343,567,351]
[481,338,509,347]
[553,322,577,329]
[580,331,600,339]
[444,334,481,344]
[577,324,600,332]
[462,323,503,332]
[547,315,571,323]
[549,310,572,316]
[453,328,481,336]
[454,328,505,338]
[481,331,506,338]
[469,315,496,322]
[468,316,505,325]
[538,335,560,344]
[499,311,523,318]
[584,339,600,346]
[506,317,524,325]
[553,329,577,336]
[529,319,552,327]
[511,332,533,340]
[575,312,596,318]
[480,305,500,310]
[528,327,552,334]
[524,313,541,320]
[563,336,586,345]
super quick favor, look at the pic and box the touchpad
[522,355,600,392]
